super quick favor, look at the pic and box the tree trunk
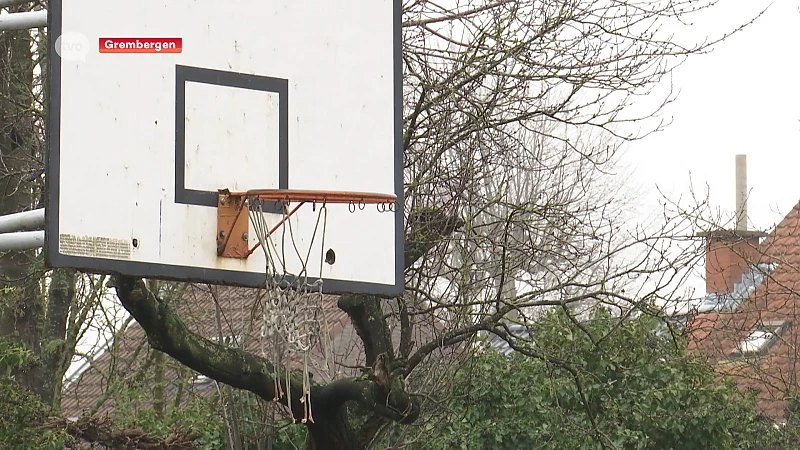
[152,350,166,419]
[305,406,358,450]
[42,268,77,410]
[149,281,167,419]
[0,13,45,399]
[0,6,75,411]
[111,276,423,450]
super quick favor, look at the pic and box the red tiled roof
[687,200,800,420]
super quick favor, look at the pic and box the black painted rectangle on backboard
[174,65,289,208]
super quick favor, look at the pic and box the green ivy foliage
[113,395,227,449]
[111,377,306,450]
[0,335,33,377]
[0,377,68,450]
[0,333,68,450]
[386,308,772,450]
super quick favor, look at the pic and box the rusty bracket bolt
[242,232,249,241]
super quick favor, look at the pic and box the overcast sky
[624,0,799,234]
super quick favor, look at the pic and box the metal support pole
[0,208,44,233]
[0,10,46,31]
[0,230,44,251]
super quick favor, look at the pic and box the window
[733,321,788,357]
[739,329,776,353]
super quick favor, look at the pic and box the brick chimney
[697,155,765,294]
[700,230,763,294]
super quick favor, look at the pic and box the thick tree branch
[109,275,307,416]
[314,376,419,425]
[338,294,394,366]
[339,209,463,364]
[398,297,413,358]
[404,209,464,270]
[337,208,463,374]
[110,275,420,427]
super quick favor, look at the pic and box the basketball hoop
[216,189,396,422]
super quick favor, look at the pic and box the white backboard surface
[46,0,403,295]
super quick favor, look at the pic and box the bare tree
[0,0,762,448]
[106,2,765,449]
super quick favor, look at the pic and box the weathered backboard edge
[44,0,405,297]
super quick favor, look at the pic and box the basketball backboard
[46,0,403,296]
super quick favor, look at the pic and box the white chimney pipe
[735,154,747,231]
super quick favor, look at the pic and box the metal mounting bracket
[216,190,250,258]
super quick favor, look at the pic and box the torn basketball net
[245,191,396,423]
[249,199,331,423]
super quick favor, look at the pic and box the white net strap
[249,199,331,423]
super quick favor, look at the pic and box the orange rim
[242,189,396,204]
